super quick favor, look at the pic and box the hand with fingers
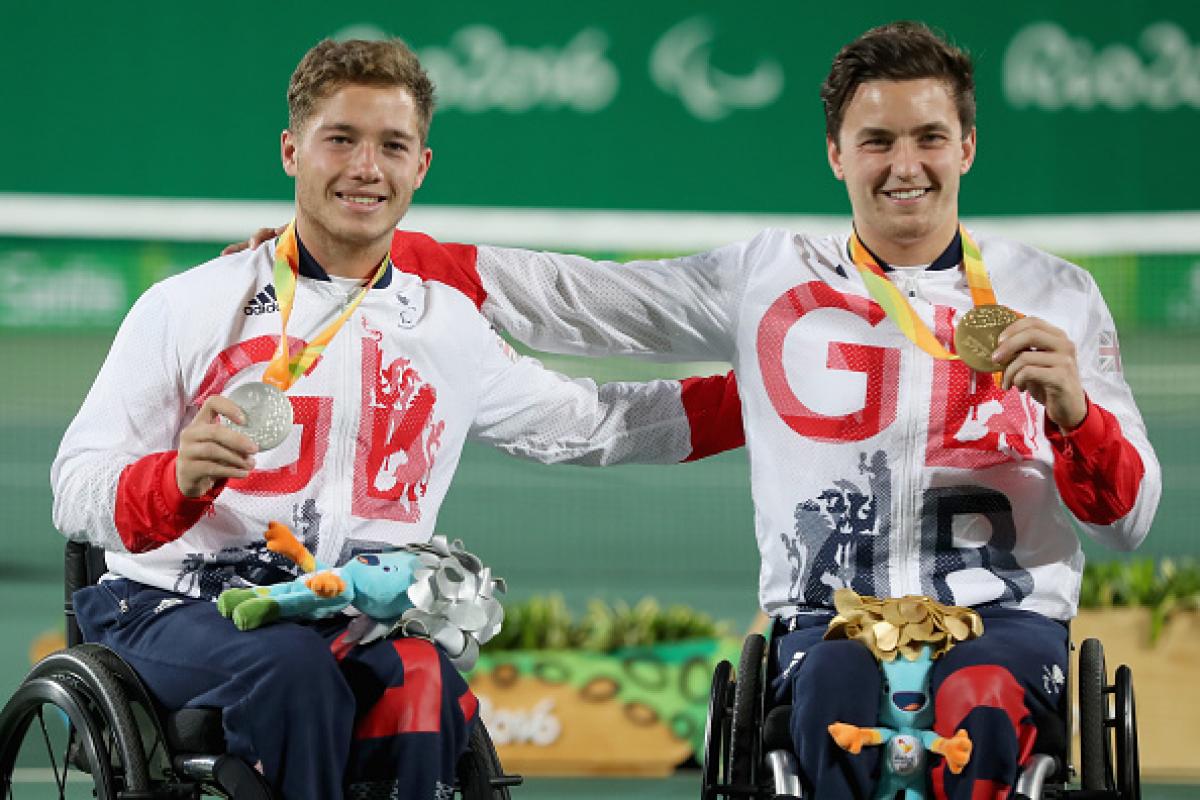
[992,316,1088,431]
[176,395,259,497]
[220,225,286,256]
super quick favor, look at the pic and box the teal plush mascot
[825,590,980,800]
[217,522,504,669]
[218,521,417,630]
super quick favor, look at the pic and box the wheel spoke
[35,707,69,797]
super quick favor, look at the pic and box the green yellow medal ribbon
[849,224,1004,383]
[261,220,390,390]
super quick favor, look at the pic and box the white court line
[3,193,1200,254]
[9,767,90,783]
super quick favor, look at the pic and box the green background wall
[3,1,1198,214]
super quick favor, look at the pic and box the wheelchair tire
[729,634,765,793]
[1114,665,1140,800]
[456,721,511,800]
[701,659,732,800]
[23,647,151,794]
[1077,638,1113,792]
[0,676,116,799]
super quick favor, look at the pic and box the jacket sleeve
[468,329,745,464]
[472,236,757,363]
[1046,274,1160,552]
[50,284,213,553]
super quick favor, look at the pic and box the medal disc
[953,304,1020,373]
[225,382,293,450]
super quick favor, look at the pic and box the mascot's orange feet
[306,572,347,598]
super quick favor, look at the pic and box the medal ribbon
[849,224,995,362]
[261,220,389,390]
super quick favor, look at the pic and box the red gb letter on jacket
[352,332,445,522]
[195,336,333,496]
[757,282,900,442]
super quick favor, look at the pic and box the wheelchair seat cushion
[165,707,227,754]
[1030,701,1068,766]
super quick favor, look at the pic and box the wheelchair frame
[702,624,1141,800]
[0,541,522,799]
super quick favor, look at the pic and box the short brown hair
[287,38,436,144]
[821,21,975,144]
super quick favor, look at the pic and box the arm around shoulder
[469,330,744,466]
[473,237,755,362]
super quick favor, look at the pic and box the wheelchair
[0,541,523,799]
[702,620,1140,800]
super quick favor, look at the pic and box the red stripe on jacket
[680,371,747,461]
[390,232,484,309]
[114,452,222,552]
[1046,398,1145,525]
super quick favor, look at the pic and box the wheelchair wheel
[729,634,765,793]
[0,676,116,798]
[701,659,733,800]
[1,645,158,799]
[1114,665,1140,800]
[1077,638,1114,792]
[456,721,515,800]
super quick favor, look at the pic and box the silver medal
[225,381,293,451]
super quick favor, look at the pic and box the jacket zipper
[894,272,928,597]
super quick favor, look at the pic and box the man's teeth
[887,188,928,200]
[342,195,381,205]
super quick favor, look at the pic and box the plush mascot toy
[825,590,981,800]
[217,522,504,670]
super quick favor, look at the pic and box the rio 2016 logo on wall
[333,18,783,121]
[1004,21,1200,111]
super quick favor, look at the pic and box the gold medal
[953,304,1020,373]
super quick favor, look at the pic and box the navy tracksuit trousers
[74,579,476,800]
[773,606,1068,799]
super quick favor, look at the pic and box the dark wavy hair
[821,21,975,143]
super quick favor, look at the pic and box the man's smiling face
[282,83,431,264]
[828,78,976,265]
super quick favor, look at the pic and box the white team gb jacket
[52,233,700,598]
[473,228,1162,621]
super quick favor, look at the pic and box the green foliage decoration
[483,594,730,653]
[1079,558,1200,644]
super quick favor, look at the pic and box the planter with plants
[467,594,738,776]
[1074,557,1200,779]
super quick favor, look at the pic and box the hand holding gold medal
[852,226,1017,383]
[852,225,1087,429]
[953,304,1022,374]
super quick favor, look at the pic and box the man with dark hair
[465,22,1157,797]
[230,22,1159,798]
[470,21,1157,798]
[53,37,735,799]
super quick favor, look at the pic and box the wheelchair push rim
[0,677,117,800]
[701,659,733,800]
